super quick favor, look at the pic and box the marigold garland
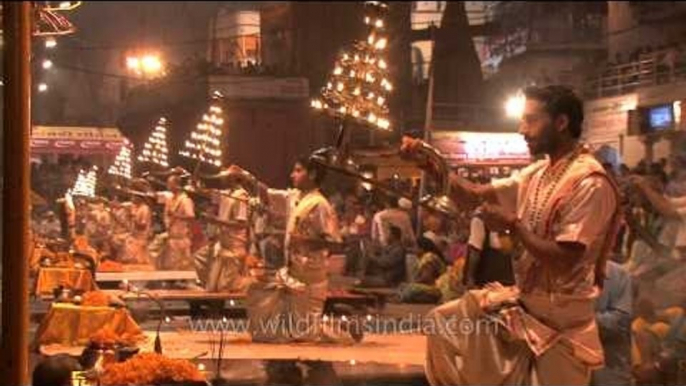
[100,353,205,385]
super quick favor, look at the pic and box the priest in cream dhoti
[194,174,254,292]
[149,174,196,270]
[226,156,358,343]
[109,195,133,261]
[121,180,154,265]
[402,85,621,386]
[84,197,112,256]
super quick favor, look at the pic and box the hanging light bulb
[378,59,387,70]
[367,34,375,45]
[45,37,57,49]
[367,92,375,99]
[377,118,390,130]
[368,113,377,124]
[339,106,347,114]
[352,109,360,117]
[375,38,387,50]
[364,16,371,24]
[349,70,356,78]
[353,87,361,96]
[334,66,343,75]
[375,19,384,28]
[336,82,344,92]
[377,96,385,106]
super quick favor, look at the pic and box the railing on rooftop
[584,47,686,99]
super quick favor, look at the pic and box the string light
[42,59,53,70]
[310,1,392,130]
[45,37,57,49]
[108,138,133,179]
[180,91,225,168]
[38,83,48,92]
[138,117,170,168]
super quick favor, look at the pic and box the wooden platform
[95,270,198,283]
[40,330,427,366]
[99,288,380,318]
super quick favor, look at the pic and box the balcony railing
[584,48,686,99]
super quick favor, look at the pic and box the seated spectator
[399,236,447,304]
[633,300,686,385]
[32,354,82,386]
[371,196,416,249]
[356,226,407,288]
[591,260,633,386]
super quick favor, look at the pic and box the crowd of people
[602,153,686,385]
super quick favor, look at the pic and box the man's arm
[226,165,270,202]
[401,136,496,206]
[631,176,682,219]
[482,175,617,272]
[511,220,586,271]
[463,217,486,287]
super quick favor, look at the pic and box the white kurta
[197,187,253,292]
[110,203,132,261]
[247,188,347,343]
[152,191,195,270]
[122,202,152,264]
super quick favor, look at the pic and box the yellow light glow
[375,38,387,50]
[377,119,390,129]
[505,94,526,119]
[42,59,53,70]
[141,54,162,73]
[126,57,140,70]
[45,38,57,49]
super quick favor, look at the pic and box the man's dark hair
[296,155,327,186]
[32,354,82,386]
[523,85,584,139]
[417,236,446,262]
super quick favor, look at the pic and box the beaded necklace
[525,146,583,233]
